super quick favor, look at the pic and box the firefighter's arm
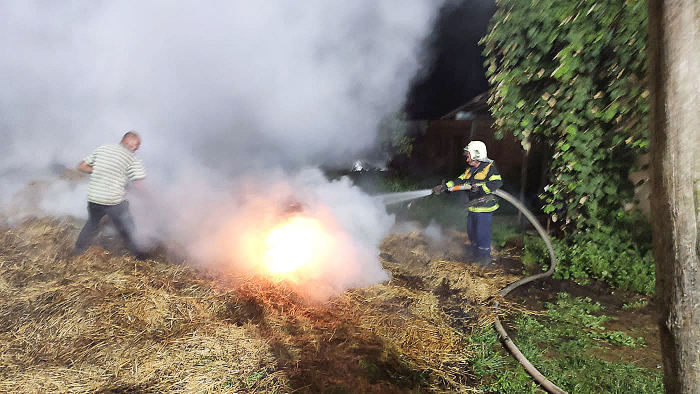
[448,183,471,192]
[477,166,503,195]
[445,172,468,191]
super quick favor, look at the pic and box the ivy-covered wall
[482,0,648,231]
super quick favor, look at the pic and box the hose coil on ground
[386,188,567,392]
[491,189,566,394]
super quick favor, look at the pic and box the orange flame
[262,216,329,277]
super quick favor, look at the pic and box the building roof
[439,91,490,120]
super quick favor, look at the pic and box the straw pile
[0,218,521,393]
[0,218,285,393]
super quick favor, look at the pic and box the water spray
[380,186,566,394]
[377,189,433,205]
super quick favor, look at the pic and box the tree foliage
[482,0,648,231]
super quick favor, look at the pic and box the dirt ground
[498,253,663,371]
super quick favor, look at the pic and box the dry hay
[380,231,522,307]
[221,231,524,392]
[0,218,286,393]
[0,219,526,393]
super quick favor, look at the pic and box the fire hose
[442,186,567,394]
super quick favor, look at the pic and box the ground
[505,270,661,370]
[0,217,663,393]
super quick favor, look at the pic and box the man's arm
[130,179,146,192]
[77,160,93,174]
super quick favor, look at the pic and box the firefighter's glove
[433,184,447,195]
[469,183,481,192]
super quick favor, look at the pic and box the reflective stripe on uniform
[469,204,500,212]
[473,162,492,180]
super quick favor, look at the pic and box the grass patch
[468,293,662,393]
[622,298,649,309]
[491,223,522,248]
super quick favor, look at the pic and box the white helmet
[464,140,488,161]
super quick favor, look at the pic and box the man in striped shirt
[73,131,147,258]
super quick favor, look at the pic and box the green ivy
[482,0,649,231]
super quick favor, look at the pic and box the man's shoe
[463,245,477,262]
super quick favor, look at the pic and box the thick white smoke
[0,1,441,297]
[1,1,437,169]
[126,168,394,299]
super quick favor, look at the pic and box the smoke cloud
[0,1,440,298]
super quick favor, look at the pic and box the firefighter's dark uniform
[446,160,503,260]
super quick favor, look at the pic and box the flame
[262,216,328,276]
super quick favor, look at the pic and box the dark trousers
[467,211,493,257]
[74,201,140,255]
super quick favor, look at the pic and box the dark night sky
[405,0,497,120]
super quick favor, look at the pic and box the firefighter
[433,141,503,264]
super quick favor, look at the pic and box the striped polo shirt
[83,143,147,205]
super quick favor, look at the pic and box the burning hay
[0,219,523,393]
